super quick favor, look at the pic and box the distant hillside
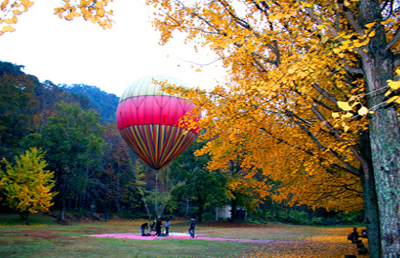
[60,84,119,124]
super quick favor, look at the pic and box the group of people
[140,217,196,238]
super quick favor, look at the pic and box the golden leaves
[147,0,373,212]
[0,0,114,36]
[54,0,114,30]
[0,24,15,33]
[0,0,34,36]
[337,101,352,111]
[385,70,400,104]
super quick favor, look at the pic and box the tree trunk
[359,1,400,256]
[25,211,30,226]
[185,196,190,217]
[359,131,382,258]
[19,212,25,221]
[230,194,237,222]
[198,195,204,222]
[59,197,66,221]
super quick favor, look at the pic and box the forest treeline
[0,61,363,225]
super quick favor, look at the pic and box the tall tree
[101,123,141,214]
[25,102,105,219]
[148,0,400,256]
[0,148,57,225]
[169,140,227,222]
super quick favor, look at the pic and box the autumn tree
[0,148,57,225]
[148,0,400,256]
[3,0,399,255]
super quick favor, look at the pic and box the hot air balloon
[116,75,200,171]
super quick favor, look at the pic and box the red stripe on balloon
[116,95,199,134]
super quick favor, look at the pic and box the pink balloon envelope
[116,75,200,170]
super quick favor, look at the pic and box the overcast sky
[0,0,225,96]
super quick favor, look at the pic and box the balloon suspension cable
[155,170,158,218]
[192,143,198,211]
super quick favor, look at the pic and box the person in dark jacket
[347,227,359,243]
[140,223,148,236]
[188,217,196,238]
[156,218,163,236]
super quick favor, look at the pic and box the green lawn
[0,214,367,258]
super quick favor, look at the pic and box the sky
[0,0,225,97]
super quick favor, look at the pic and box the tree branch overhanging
[385,26,400,51]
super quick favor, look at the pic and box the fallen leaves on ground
[243,228,367,258]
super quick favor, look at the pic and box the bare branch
[386,26,400,51]
[394,54,400,68]
[342,59,364,74]
[311,83,340,106]
[311,97,337,111]
[304,7,368,59]
[310,105,367,170]
[336,0,364,35]
[251,52,278,66]
[288,111,360,176]
[251,55,269,74]
[259,126,359,176]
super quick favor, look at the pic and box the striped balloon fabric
[116,75,200,170]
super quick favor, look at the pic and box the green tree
[101,123,142,214]
[170,141,227,222]
[134,159,177,218]
[0,148,57,225]
[24,102,105,220]
[61,84,119,124]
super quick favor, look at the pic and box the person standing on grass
[164,218,170,236]
[188,217,196,238]
[351,227,359,243]
[156,218,163,236]
[140,222,149,236]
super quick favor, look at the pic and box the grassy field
[0,214,368,258]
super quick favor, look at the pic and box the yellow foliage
[244,228,366,257]
[0,148,57,215]
[0,0,33,35]
[0,0,114,36]
[53,0,114,29]
[146,0,398,212]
